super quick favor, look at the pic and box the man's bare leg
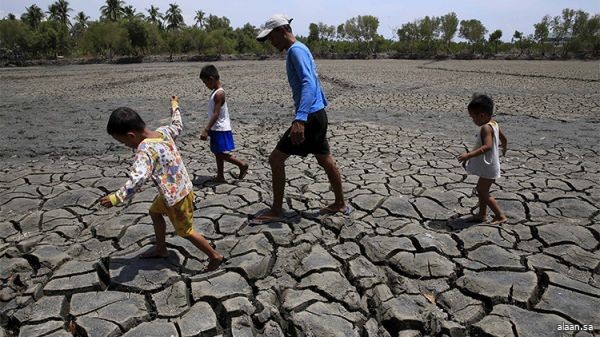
[315,153,348,213]
[254,149,289,222]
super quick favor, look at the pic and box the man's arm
[289,47,319,122]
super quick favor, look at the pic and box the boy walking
[100,96,224,271]
[199,64,249,183]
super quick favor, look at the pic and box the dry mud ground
[0,60,599,337]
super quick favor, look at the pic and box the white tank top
[465,121,501,179]
[207,88,231,131]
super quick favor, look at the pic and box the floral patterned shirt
[108,102,193,207]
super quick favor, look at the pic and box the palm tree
[71,11,89,38]
[21,4,45,29]
[56,0,72,27]
[74,11,89,28]
[146,5,162,24]
[164,3,184,30]
[123,5,144,20]
[100,0,125,22]
[48,0,72,27]
[194,10,205,29]
[47,3,59,21]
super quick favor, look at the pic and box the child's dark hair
[200,64,219,80]
[106,107,146,135]
[468,93,494,115]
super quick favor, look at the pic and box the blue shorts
[209,130,235,154]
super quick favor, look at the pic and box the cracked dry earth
[1,60,599,337]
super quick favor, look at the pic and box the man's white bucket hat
[257,14,293,41]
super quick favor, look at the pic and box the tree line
[0,1,598,63]
[307,10,599,58]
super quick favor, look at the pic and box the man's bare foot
[204,255,225,272]
[140,246,168,258]
[463,215,486,223]
[320,203,353,215]
[236,164,249,180]
[250,210,283,224]
[490,215,508,225]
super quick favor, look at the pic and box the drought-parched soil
[1,59,598,158]
[1,60,599,337]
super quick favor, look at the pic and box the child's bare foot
[236,164,249,180]
[140,246,168,258]
[204,255,225,272]
[490,215,508,225]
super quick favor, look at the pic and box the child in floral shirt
[100,96,224,271]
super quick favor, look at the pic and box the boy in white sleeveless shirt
[199,65,248,183]
[458,94,508,225]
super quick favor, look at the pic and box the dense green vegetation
[1,1,598,62]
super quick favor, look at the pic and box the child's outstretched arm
[201,90,225,140]
[162,95,183,140]
[499,127,508,156]
[100,151,153,207]
[458,124,494,163]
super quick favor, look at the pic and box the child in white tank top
[458,94,508,225]
[199,65,248,183]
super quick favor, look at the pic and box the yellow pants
[149,192,195,237]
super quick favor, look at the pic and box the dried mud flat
[0,60,599,337]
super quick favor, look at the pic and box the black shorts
[276,109,330,157]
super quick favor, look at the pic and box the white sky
[1,0,599,41]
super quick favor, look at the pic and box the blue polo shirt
[286,41,327,122]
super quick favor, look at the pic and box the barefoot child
[100,96,224,271]
[199,65,248,183]
[458,94,508,225]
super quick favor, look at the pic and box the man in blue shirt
[253,14,352,224]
